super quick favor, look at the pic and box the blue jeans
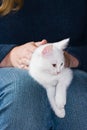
[0,68,87,130]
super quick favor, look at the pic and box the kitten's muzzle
[57,71,60,74]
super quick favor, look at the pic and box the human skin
[0,40,79,69]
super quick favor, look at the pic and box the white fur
[29,38,73,118]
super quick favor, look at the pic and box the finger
[23,52,32,61]
[17,64,29,70]
[22,59,29,66]
[34,39,47,47]
[29,45,37,52]
[69,56,79,68]
[16,64,25,69]
[22,65,29,70]
[25,51,33,60]
[64,58,70,67]
[18,51,32,64]
[25,42,37,52]
[64,52,70,67]
[64,51,79,68]
[18,58,30,66]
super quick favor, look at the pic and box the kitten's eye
[52,64,56,67]
[61,63,63,66]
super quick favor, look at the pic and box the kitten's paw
[55,95,66,109]
[55,108,65,118]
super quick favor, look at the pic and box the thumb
[34,39,47,47]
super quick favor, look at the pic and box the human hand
[0,39,47,69]
[64,51,79,68]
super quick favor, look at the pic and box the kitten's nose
[57,71,60,74]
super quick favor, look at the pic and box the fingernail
[42,39,47,44]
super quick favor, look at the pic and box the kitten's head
[30,38,69,75]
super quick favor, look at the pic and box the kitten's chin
[52,72,60,75]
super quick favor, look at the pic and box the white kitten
[29,39,73,118]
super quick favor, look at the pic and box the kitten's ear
[54,38,70,50]
[42,45,53,56]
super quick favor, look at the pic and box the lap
[53,69,87,130]
[0,68,87,130]
[0,68,52,130]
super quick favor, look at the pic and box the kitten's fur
[29,39,73,118]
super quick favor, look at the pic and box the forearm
[0,44,17,62]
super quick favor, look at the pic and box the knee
[0,68,51,130]
[8,68,46,97]
[0,67,49,115]
[1,68,47,102]
[0,68,30,103]
[0,67,30,87]
[0,68,40,101]
[0,68,30,90]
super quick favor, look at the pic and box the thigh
[52,70,87,130]
[0,68,52,130]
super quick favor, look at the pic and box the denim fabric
[52,70,87,130]
[0,68,87,130]
[0,68,52,130]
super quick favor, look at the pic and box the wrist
[0,51,13,67]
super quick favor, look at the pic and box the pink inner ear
[42,45,53,56]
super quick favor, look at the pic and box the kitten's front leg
[55,82,67,108]
[55,69,73,117]
[46,86,65,118]
[55,82,67,118]
[55,81,72,117]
